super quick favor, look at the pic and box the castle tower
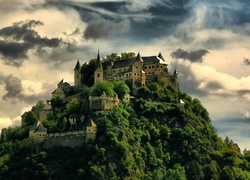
[74,60,81,86]
[94,50,104,84]
[171,69,179,88]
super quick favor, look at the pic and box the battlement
[23,130,94,152]
[89,92,119,111]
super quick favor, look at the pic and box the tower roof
[158,52,165,61]
[58,79,64,86]
[86,119,97,127]
[96,50,102,69]
[136,52,143,62]
[74,60,81,70]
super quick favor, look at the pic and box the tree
[23,111,38,126]
[121,52,136,60]
[66,98,80,114]
[80,59,97,87]
[35,100,45,109]
[165,164,186,180]
[91,81,115,97]
[51,97,64,109]
[113,80,130,100]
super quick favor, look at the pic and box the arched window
[97,73,100,77]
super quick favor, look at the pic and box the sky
[0,0,250,150]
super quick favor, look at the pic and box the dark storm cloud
[47,0,250,43]
[84,19,130,40]
[0,41,32,66]
[0,74,22,100]
[47,0,189,41]
[0,20,73,66]
[171,48,209,63]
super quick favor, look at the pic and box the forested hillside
[1,81,250,179]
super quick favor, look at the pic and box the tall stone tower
[74,60,81,86]
[94,50,104,84]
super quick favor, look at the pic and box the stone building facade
[74,52,178,88]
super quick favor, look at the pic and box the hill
[1,81,250,179]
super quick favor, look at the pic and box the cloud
[0,116,13,130]
[0,20,75,66]
[0,75,23,100]
[171,48,209,63]
[84,19,130,40]
[171,58,250,100]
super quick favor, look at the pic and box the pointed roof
[74,60,81,70]
[29,120,42,131]
[136,52,143,62]
[101,91,107,97]
[96,50,102,69]
[58,79,64,86]
[158,52,165,61]
[86,119,97,127]
[35,124,47,132]
[57,79,63,85]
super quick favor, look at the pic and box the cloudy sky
[0,0,250,150]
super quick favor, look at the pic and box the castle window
[152,66,154,68]
[157,65,159,68]
[97,73,100,77]
[149,66,151,69]
[124,68,126,71]
[119,69,121,72]
[149,72,151,74]
[113,70,115,73]
[136,66,138,69]
[161,66,162,68]
[134,73,136,76]
[145,66,147,69]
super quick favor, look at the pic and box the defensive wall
[23,131,94,152]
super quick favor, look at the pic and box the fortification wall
[23,131,86,152]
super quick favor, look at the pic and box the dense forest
[1,54,250,179]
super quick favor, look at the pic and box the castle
[74,51,178,88]
[22,51,178,150]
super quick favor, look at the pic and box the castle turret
[74,60,81,86]
[94,50,104,84]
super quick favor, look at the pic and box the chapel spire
[96,49,102,69]
[74,60,81,70]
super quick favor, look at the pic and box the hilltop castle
[21,51,179,151]
[74,51,178,88]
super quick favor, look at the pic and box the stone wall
[23,131,86,152]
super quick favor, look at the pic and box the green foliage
[66,97,80,114]
[23,111,38,126]
[1,81,250,179]
[113,80,130,100]
[80,59,97,87]
[91,81,115,97]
